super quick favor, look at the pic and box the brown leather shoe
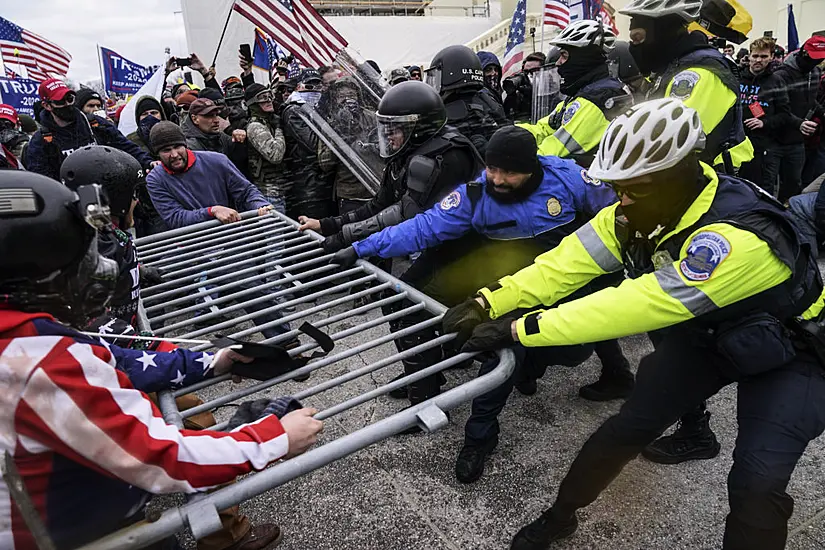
[226,523,283,550]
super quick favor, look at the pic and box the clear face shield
[425,67,442,93]
[531,64,562,124]
[376,113,417,158]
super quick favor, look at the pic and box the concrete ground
[157,289,825,550]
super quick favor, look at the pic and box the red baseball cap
[0,104,19,125]
[38,78,73,102]
[803,36,825,60]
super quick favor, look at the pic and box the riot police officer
[446,99,825,550]
[620,0,755,465]
[425,45,511,156]
[520,20,632,166]
[299,80,483,410]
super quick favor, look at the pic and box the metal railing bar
[143,250,329,304]
[151,265,354,321]
[144,236,316,295]
[184,279,390,346]
[158,274,377,335]
[144,257,336,314]
[135,213,267,250]
[145,232,311,272]
[137,217,285,257]
[162,239,317,280]
[179,315,442,418]
[142,225,298,267]
[171,292,408,396]
[151,266,363,325]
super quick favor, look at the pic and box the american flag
[0,16,71,82]
[545,0,571,30]
[502,0,527,78]
[233,0,348,68]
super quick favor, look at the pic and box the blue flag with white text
[100,46,153,94]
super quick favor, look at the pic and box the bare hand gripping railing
[75,209,515,549]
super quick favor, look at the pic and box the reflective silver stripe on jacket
[654,264,718,317]
[577,223,623,273]
[554,127,585,155]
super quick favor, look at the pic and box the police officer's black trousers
[464,343,594,444]
[548,331,825,550]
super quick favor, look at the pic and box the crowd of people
[2,0,825,548]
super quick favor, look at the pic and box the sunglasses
[50,93,76,108]
[607,181,659,201]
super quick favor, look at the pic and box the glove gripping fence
[75,209,516,549]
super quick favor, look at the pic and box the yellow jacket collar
[656,162,719,246]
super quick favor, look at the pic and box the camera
[503,72,531,95]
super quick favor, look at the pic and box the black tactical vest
[619,175,822,330]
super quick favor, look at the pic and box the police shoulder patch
[546,197,562,216]
[679,231,731,282]
[581,169,602,186]
[669,70,700,100]
[562,101,581,125]
[440,190,462,211]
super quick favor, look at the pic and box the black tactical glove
[461,318,515,353]
[442,297,490,349]
[139,265,164,286]
[329,246,359,267]
[322,232,347,253]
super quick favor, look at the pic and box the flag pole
[212,1,237,67]
[540,13,546,54]
[96,44,107,97]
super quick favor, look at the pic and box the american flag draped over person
[544,0,571,30]
[0,16,71,82]
[501,0,527,79]
[233,0,348,68]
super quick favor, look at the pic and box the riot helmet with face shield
[425,45,485,94]
[0,170,118,326]
[375,80,447,158]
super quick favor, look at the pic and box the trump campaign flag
[0,76,38,116]
[99,46,154,94]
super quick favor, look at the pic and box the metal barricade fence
[77,209,515,549]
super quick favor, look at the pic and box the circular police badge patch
[680,231,731,282]
[669,70,700,100]
[581,169,602,186]
[440,190,461,211]
[546,197,562,216]
[562,101,581,125]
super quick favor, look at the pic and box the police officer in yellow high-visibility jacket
[623,0,753,172]
[619,0,756,465]
[518,20,632,166]
[442,99,825,550]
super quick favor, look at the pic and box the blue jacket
[353,155,617,259]
[26,108,153,181]
[147,150,270,229]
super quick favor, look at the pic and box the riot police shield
[296,49,389,196]
[531,64,562,124]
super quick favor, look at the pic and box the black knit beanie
[149,121,187,151]
[485,126,538,173]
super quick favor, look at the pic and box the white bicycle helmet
[619,0,702,22]
[588,98,706,181]
[549,20,617,52]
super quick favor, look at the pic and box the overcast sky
[4,1,188,82]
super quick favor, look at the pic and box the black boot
[642,410,721,464]
[388,371,446,399]
[578,358,634,402]
[455,436,498,483]
[511,509,578,549]
[515,377,538,396]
